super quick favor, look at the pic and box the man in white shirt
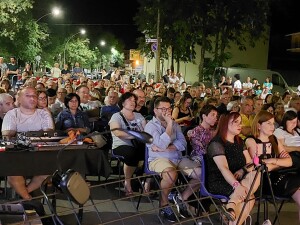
[50,62,61,78]
[2,86,54,199]
[76,85,101,111]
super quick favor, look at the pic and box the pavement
[0,172,299,225]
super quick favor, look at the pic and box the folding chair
[136,146,160,210]
[109,149,124,197]
[199,154,229,224]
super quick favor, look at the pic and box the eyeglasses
[156,107,172,112]
[38,97,47,101]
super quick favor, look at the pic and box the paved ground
[0,173,299,225]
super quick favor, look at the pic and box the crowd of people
[1,61,300,224]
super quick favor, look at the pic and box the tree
[0,0,34,39]
[135,0,197,74]
[135,0,270,82]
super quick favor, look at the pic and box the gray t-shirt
[109,112,145,149]
[2,108,54,133]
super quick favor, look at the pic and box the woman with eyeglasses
[206,112,259,224]
[109,92,146,196]
[37,90,48,109]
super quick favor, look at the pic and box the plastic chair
[136,146,160,210]
[109,149,124,197]
[200,155,229,202]
[199,155,229,224]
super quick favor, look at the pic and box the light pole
[99,40,106,69]
[63,29,86,65]
[36,7,61,22]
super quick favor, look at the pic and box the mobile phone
[256,142,272,157]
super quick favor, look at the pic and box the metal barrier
[0,170,224,225]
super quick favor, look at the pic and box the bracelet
[242,167,248,174]
[232,181,240,189]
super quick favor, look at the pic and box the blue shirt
[55,108,91,132]
[144,116,187,163]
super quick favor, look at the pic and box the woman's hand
[261,158,277,165]
[235,184,248,201]
[234,169,244,180]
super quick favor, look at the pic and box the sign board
[129,49,141,61]
[151,43,158,52]
[146,38,157,43]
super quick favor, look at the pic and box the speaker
[52,169,90,205]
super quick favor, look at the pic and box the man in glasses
[144,96,201,222]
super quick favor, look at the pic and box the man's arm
[2,130,16,140]
[145,122,172,150]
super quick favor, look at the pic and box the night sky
[33,0,142,49]
[33,0,300,74]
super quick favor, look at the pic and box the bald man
[2,86,54,199]
[133,89,148,117]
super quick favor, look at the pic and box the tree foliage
[0,0,34,39]
[135,0,270,82]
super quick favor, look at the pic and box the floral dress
[187,125,214,164]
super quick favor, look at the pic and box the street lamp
[100,40,106,46]
[63,29,86,65]
[36,7,61,22]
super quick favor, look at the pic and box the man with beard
[144,96,201,222]
[133,89,148,117]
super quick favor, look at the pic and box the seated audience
[133,89,148,117]
[274,110,300,170]
[1,87,54,199]
[55,93,91,134]
[187,104,218,162]
[145,96,201,222]
[100,90,120,126]
[109,92,146,196]
[76,85,101,111]
[245,110,300,223]
[0,93,14,137]
[172,93,194,126]
[206,112,259,224]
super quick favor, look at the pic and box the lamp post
[36,7,61,22]
[99,40,106,69]
[63,29,86,65]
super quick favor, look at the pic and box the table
[0,147,111,179]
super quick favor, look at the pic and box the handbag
[91,133,107,148]
[119,112,141,148]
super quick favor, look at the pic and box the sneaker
[168,191,177,203]
[173,195,190,218]
[160,206,177,222]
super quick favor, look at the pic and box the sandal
[219,205,236,221]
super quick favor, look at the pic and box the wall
[143,35,269,85]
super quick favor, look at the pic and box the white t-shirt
[2,108,54,133]
[168,76,179,84]
[274,127,300,146]
[51,67,61,78]
[243,82,253,89]
[233,80,242,89]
